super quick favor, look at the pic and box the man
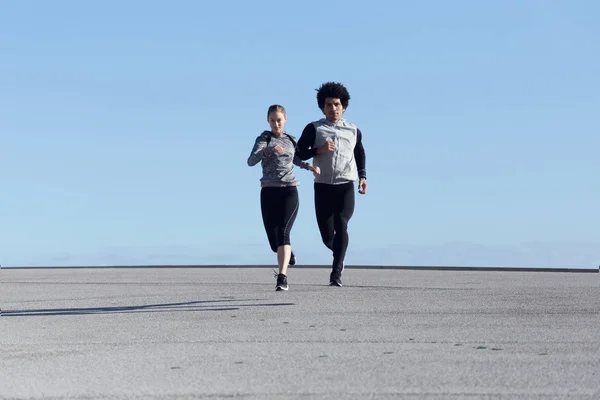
[297,82,368,287]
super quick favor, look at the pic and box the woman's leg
[276,186,299,276]
[260,188,279,253]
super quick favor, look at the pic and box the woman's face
[268,111,286,135]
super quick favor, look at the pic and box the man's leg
[332,182,355,271]
[328,182,355,286]
[314,182,335,251]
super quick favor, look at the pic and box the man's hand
[316,139,335,155]
[358,178,368,194]
[309,165,321,177]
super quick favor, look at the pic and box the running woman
[247,104,320,291]
[296,82,368,287]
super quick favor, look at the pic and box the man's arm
[296,123,318,160]
[354,128,367,179]
[292,152,310,170]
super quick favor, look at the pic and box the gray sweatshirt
[247,131,311,187]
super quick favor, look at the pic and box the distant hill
[3,241,598,269]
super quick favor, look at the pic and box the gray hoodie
[247,131,310,187]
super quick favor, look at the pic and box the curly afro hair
[316,81,351,110]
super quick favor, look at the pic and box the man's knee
[320,233,334,249]
[334,216,350,232]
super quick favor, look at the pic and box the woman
[247,104,320,291]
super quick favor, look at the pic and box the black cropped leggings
[260,186,299,252]
[314,181,355,271]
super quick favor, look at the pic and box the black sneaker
[289,251,296,266]
[329,270,342,287]
[276,273,288,291]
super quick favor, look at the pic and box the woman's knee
[276,230,292,247]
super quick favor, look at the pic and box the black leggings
[314,181,355,271]
[260,186,299,252]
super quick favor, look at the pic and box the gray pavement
[1,267,599,399]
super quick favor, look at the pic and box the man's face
[322,97,344,122]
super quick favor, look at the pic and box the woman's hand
[272,145,284,155]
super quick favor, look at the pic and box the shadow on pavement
[2,299,295,317]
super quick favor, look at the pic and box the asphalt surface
[1,267,599,399]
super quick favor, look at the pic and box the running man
[247,104,320,291]
[296,82,368,287]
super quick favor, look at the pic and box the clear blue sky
[2,0,599,268]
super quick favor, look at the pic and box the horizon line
[1,264,598,273]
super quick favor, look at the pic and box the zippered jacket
[296,118,366,185]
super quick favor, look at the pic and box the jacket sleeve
[286,134,310,170]
[354,128,367,179]
[296,123,319,160]
[247,135,272,166]
[293,151,311,170]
